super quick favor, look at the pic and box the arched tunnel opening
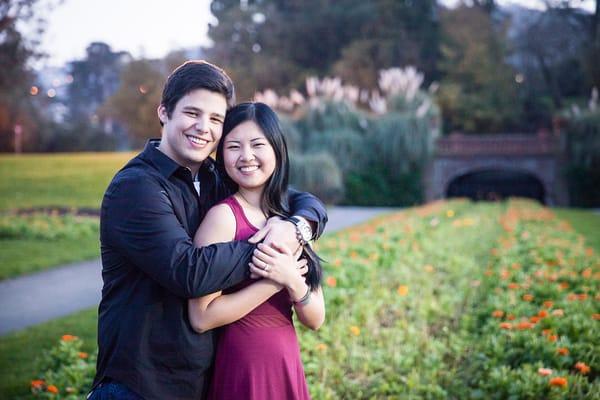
[446,170,545,204]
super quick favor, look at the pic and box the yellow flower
[446,210,455,218]
[397,285,409,296]
[316,343,327,352]
[350,326,360,336]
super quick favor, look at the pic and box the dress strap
[219,196,259,240]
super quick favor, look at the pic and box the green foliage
[0,308,98,399]
[563,109,600,206]
[206,1,439,99]
[14,200,600,399]
[453,199,599,398]
[344,164,422,206]
[438,5,521,133]
[289,152,344,204]
[0,213,98,241]
[30,336,97,399]
[288,94,439,205]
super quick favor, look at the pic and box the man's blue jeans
[87,380,144,400]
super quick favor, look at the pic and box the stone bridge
[424,134,569,206]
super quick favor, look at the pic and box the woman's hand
[249,242,305,289]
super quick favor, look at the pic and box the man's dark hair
[160,60,235,125]
[216,102,323,291]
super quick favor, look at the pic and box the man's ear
[157,105,168,124]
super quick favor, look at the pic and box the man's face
[157,89,227,172]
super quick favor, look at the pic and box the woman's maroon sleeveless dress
[208,196,311,400]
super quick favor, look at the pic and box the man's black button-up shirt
[93,141,327,400]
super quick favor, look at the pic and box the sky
[36,0,215,68]
[35,0,596,68]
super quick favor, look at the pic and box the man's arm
[287,188,328,239]
[101,173,252,299]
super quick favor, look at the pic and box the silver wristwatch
[289,216,313,244]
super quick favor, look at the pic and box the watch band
[288,216,312,244]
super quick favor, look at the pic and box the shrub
[289,151,344,204]
[563,109,600,207]
[30,335,96,399]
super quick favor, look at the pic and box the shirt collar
[141,139,215,179]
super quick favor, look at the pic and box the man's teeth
[188,136,208,145]
[240,166,259,172]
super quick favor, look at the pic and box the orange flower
[574,361,590,375]
[325,276,337,287]
[542,329,552,336]
[397,285,409,296]
[333,259,342,267]
[585,247,594,256]
[517,321,534,330]
[61,334,78,342]
[350,326,360,336]
[30,380,45,389]
[538,367,553,376]
[499,322,512,330]
[592,313,600,320]
[47,385,59,394]
[522,294,534,302]
[508,282,520,290]
[558,282,569,290]
[78,352,88,359]
[582,268,592,278]
[507,314,516,321]
[350,251,358,259]
[538,310,548,318]
[512,262,521,270]
[577,293,588,301]
[543,300,553,309]
[529,316,540,324]
[548,334,558,342]
[492,310,504,318]
[557,347,569,356]
[316,343,328,352]
[549,376,568,388]
[567,293,578,301]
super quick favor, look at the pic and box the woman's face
[223,120,277,191]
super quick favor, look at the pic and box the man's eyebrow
[181,106,225,120]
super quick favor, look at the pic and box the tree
[101,53,188,145]
[206,0,440,99]
[0,0,56,151]
[437,4,520,133]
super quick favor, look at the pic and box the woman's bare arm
[188,204,282,334]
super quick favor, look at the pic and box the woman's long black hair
[216,102,322,291]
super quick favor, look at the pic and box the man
[89,60,327,400]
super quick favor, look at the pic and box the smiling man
[89,60,327,400]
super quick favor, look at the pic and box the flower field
[27,199,598,399]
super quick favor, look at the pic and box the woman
[188,102,325,399]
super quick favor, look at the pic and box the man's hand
[248,216,301,254]
[249,243,306,287]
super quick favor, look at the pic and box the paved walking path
[0,206,394,336]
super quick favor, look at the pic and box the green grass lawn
[0,308,98,399]
[554,207,600,252]
[0,235,100,280]
[0,152,134,211]
[0,152,133,280]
